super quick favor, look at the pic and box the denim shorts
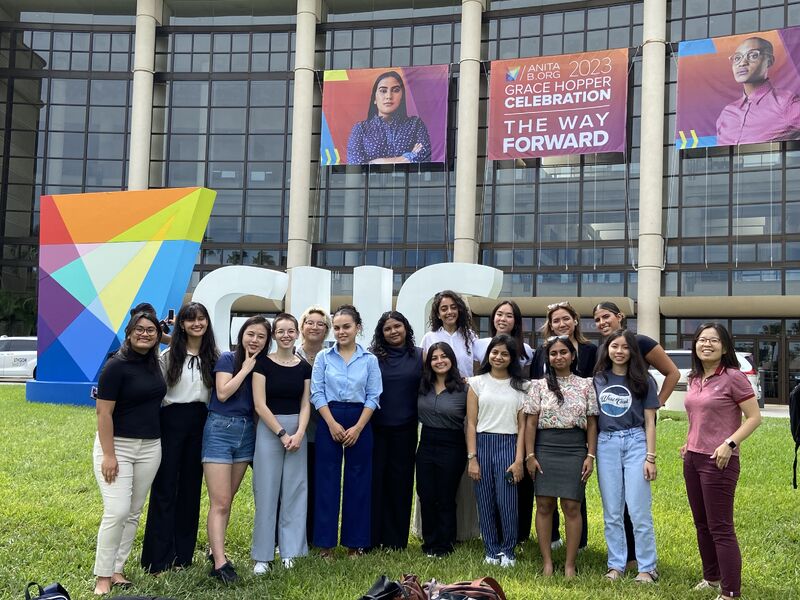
[202,411,256,464]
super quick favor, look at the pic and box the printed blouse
[524,375,598,430]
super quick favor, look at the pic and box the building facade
[0,0,799,402]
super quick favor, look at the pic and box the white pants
[93,434,161,576]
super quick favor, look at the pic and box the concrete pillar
[128,0,162,190]
[452,0,486,263]
[286,0,323,268]
[636,0,667,339]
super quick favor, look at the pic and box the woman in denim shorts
[202,315,271,584]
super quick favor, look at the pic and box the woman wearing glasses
[682,323,761,600]
[295,305,331,544]
[93,311,166,595]
[529,301,596,552]
[524,335,598,578]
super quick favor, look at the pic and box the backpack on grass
[790,383,800,489]
[24,583,69,600]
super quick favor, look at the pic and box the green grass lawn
[0,385,797,599]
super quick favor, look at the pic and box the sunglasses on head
[546,301,573,311]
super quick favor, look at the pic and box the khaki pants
[93,434,161,576]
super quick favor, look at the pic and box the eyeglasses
[696,337,722,345]
[545,335,570,344]
[275,329,298,336]
[304,321,327,329]
[728,49,769,65]
[546,301,573,311]
[133,326,158,336]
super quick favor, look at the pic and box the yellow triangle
[98,241,162,331]
[110,188,214,243]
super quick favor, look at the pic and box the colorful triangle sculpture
[27,187,216,406]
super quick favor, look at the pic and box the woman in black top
[368,311,423,550]
[93,311,166,595]
[251,313,312,573]
[415,341,468,557]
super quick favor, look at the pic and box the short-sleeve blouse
[524,375,598,430]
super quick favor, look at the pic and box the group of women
[91,293,761,600]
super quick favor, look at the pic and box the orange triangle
[52,188,199,243]
[40,195,75,245]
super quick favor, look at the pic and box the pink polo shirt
[684,365,755,456]
[715,80,800,146]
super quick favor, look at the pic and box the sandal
[319,548,334,560]
[604,569,623,581]
[634,570,659,583]
[693,579,721,591]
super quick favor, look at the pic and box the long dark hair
[119,311,162,372]
[489,300,529,361]
[428,290,476,355]
[594,329,650,399]
[592,301,628,332]
[165,302,219,389]
[688,321,739,381]
[542,335,577,404]
[370,310,416,362]
[366,70,408,120]
[420,341,465,395]
[233,316,271,374]
[476,334,528,393]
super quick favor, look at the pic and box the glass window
[87,133,125,159]
[171,81,209,106]
[732,269,781,295]
[90,80,127,105]
[681,270,728,295]
[210,108,246,134]
[50,78,87,104]
[248,107,286,133]
[88,106,126,132]
[244,216,283,243]
[211,80,247,107]
[171,107,208,134]
[209,135,246,161]
[537,273,578,296]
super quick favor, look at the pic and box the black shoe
[209,561,239,585]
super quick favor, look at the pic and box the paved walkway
[762,404,789,418]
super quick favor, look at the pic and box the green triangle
[110,188,215,243]
[50,257,99,307]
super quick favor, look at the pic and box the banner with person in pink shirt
[676,26,800,149]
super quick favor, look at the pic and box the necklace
[273,354,297,366]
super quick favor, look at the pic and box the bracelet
[646,452,657,458]
[646,458,656,464]
[525,453,536,461]
[586,453,596,460]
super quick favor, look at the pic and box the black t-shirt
[636,334,658,358]
[254,357,312,415]
[529,341,598,380]
[97,351,167,439]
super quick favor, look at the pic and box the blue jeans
[596,427,657,573]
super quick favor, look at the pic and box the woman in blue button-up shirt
[310,304,382,558]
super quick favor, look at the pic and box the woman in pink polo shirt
[681,322,761,600]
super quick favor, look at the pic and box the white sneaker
[693,579,721,591]
[253,561,271,575]
[550,539,564,551]
[500,555,516,568]
[282,558,295,569]
[484,555,500,565]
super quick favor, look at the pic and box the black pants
[370,422,417,549]
[516,473,534,543]
[141,402,207,573]
[416,426,466,556]
[551,498,589,549]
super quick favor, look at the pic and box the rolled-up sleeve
[311,351,328,409]
[364,355,383,411]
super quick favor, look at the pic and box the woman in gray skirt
[524,335,598,578]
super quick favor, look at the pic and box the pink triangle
[77,243,103,257]
[39,244,81,276]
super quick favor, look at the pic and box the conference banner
[487,48,629,160]
[676,26,800,149]
[320,65,449,166]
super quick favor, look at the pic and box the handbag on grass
[358,575,405,600]
[428,577,506,600]
[24,582,70,600]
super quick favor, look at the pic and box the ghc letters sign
[488,48,629,159]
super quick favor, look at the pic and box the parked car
[0,336,37,379]
[650,349,763,410]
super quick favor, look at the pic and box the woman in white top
[421,290,477,379]
[141,302,219,574]
[466,334,529,568]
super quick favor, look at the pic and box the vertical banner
[676,26,800,149]
[488,48,629,160]
[320,65,449,165]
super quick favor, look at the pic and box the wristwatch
[725,438,737,449]
[276,428,287,438]
[467,452,477,460]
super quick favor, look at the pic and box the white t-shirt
[422,328,476,378]
[468,373,527,434]
[160,349,212,407]
[472,337,533,369]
